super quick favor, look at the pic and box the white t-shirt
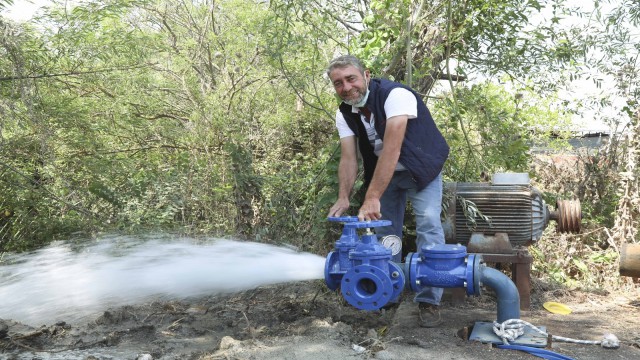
[335,87,417,171]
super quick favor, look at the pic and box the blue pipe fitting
[324,218,405,310]
[480,266,520,322]
[405,243,481,296]
[324,218,520,320]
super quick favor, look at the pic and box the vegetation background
[0,0,638,293]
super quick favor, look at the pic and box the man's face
[329,65,370,106]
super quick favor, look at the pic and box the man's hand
[328,198,350,217]
[358,198,382,221]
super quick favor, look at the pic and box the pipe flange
[405,252,420,292]
[324,251,341,291]
[341,264,394,311]
[472,254,483,296]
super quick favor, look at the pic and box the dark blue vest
[339,78,449,191]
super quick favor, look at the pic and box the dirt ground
[1,278,639,360]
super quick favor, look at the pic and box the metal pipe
[620,243,640,278]
[479,266,520,322]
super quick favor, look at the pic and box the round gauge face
[380,235,402,255]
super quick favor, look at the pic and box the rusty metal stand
[450,232,533,310]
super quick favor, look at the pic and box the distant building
[530,129,612,155]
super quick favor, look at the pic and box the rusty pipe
[620,243,640,278]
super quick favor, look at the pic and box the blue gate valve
[324,217,406,310]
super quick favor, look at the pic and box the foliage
[0,0,12,11]
[1,0,343,252]
[348,0,587,97]
[529,122,637,291]
[431,82,571,181]
[530,234,621,290]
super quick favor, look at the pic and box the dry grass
[530,134,639,293]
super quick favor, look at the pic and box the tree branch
[0,63,154,82]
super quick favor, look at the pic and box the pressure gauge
[380,235,402,256]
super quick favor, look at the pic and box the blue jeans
[376,171,445,305]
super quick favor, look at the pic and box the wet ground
[1,280,639,359]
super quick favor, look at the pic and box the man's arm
[358,115,408,221]
[327,136,358,217]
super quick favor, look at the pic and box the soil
[1,279,639,360]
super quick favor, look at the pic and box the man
[326,55,449,327]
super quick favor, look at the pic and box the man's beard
[342,89,366,106]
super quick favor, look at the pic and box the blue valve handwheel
[327,216,360,222]
[344,219,392,228]
[327,217,392,228]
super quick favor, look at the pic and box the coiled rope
[493,319,620,349]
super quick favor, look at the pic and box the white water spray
[0,235,326,325]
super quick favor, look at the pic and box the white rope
[493,319,620,349]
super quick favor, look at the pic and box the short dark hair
[326,55,366,78]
